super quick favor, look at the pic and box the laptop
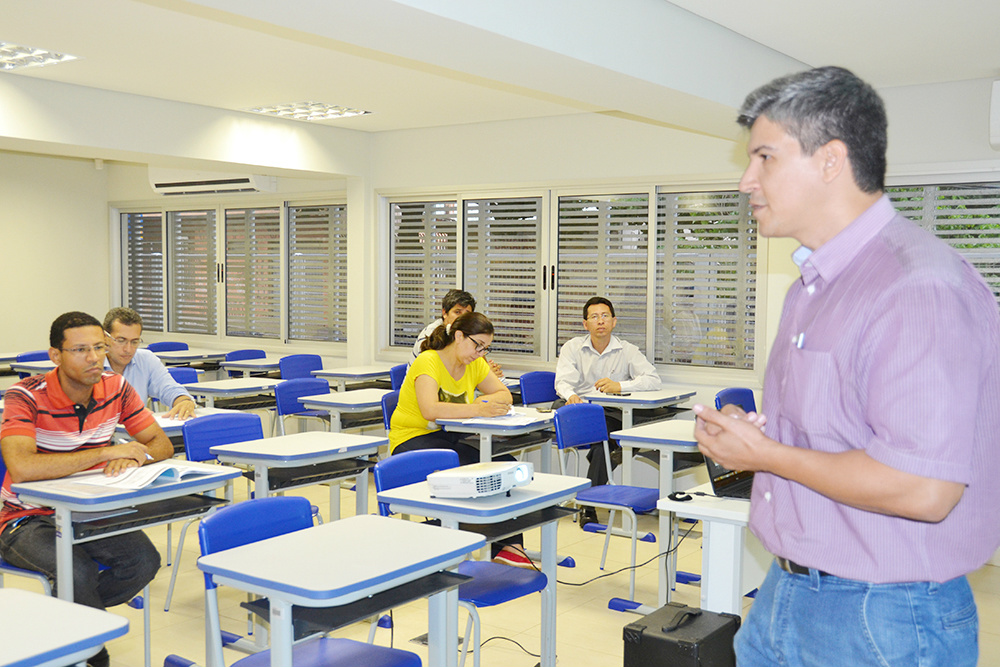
[703,454,754,500]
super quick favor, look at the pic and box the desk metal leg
[539,520,558,667]
[427,587,459,667]
[701,521,744,615]
[254,466,271,500]
[54,507,74,601]
[268,598,294,667]
[204,396,216,408]
[658,449,676,608]
[354,467,369,516]
[479,433,493,462]
[329,411,342,433]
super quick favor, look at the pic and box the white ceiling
[2,0,998,140]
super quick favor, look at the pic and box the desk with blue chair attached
[297,388,389,433]
[434,407,556,471]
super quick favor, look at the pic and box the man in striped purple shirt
[694,67,1000,666]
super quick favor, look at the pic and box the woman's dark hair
[420,312,494,352]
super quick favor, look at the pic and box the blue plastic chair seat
[575,485,659,514]
[230,637,421,667]
[456,561,546,607]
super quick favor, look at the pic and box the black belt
[776,557,829,577]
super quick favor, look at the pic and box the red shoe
[492,546,536,569]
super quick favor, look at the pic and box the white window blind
[168,209,218,335]
[225,207,281,338]
[888,183,1000,305]
[556,194,650,351]
[288,204,348,342]
[122,211,164,331]
[390,200,458,346]
[655,191,756,369]
[464,198,543,355]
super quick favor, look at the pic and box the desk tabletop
[197,514,484,606]
[211,431,385,463]
[12,460,242,510]
[612,419,699,448]
[115,407,242,436]
[219,355,284,369]
[656,482,751,524]
[299,388,389,408]
[378,471,589,523]
[581,385,696,407]
[0,588,129,667]
[9,360,56,374]
[313,364,394,380]
[153,348,228,363]
[184,377,282,394]
[0,352,17,364]
[436,406,553,434]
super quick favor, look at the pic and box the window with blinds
[225,207,281,338]
[390,201,458,346]
[655,191,756,369]
[464,198,544,355]
[556,194,650,351]
[288,204,348,342]
[888,183,1000,305]
[167,209,218,335]
[122,211,164,331]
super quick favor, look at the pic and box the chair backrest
[553,402,609,450]
[274,377,329,416]
[15,350,49,378]
[167,366,199,385]
[389,364,407,391]
[198,495,313,588]
[146,341,188,352]
[714,387,757,413]
[278,354,323,379]
[225,348,266,377]
[518,371,557,406]
[373,449,460,516]
[181,412,263,463]
[381,390,399,431]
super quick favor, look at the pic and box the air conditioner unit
[991,80,1000,151]
[148,168,277,196]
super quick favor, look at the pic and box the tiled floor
[6,478,999,666]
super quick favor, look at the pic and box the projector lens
[514,465,529,482]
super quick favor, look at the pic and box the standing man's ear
[820,139,849,184]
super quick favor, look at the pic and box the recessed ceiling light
[0,42,78,71]
[246,102,371,122]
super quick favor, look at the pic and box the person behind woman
[389,312,531,567]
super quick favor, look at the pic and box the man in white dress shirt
[554,297,660,508]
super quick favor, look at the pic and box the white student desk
[218,355,283,377]
[9,360,56,376]
[183,377,282,408]
[151,349,228,365]
[312,364,394,392]
[297,388,389,432]
[378,472,590,667]
[197,514,485,667]
[114,407,241,439]
[210,431,383,518]
[0,588,129,667]
[582,385,696,432]
[656,482,771,615]
[435,407,555,471]
[612,420,702,608]
[10,461,242,603]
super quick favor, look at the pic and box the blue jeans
[0,515,160,610]
[736,561,978,667]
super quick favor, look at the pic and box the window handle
[542,264,547,290]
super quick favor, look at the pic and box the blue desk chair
[167,366,200,385]
[14,350,48,379]
[381,391,399,432]
[160,413,265,611]
[715,387,756,413]
[146,341,188,352]
[554,403,658,602]
[518,371,557,407]
[274,377,331,436]
[225,349,267,377]
[278,354,323,379]
[165,496,421,667]
[389,364,407,391]
[374,449,547,667]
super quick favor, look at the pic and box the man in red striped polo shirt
[0,312,172,665]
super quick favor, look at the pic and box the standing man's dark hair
[737,66,887,194]
[49,311,102,349]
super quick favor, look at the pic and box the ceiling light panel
[0,42,78,71]
[246,102,371,122]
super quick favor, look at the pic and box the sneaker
[492,545,536,569]
[579,507,599,529]
[87,647,110,667]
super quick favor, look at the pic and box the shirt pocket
[780,348,837,438]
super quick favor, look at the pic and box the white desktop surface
[183,377,282,407]
[657,482,770,614]
[115,407,240,437]
[313,364,394,391]
[298,388,389,432]
[0,588,129,667]
[218,355,283,376]
[582,385,696,428]
[152,349,228,363]
[198,514,484,667]
[435,407,554,469]
[9,360,56,375]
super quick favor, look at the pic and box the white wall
[0,152,112,352]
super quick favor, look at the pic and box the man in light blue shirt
[102,308,197,419]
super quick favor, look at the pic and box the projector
[427,461,534,499]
